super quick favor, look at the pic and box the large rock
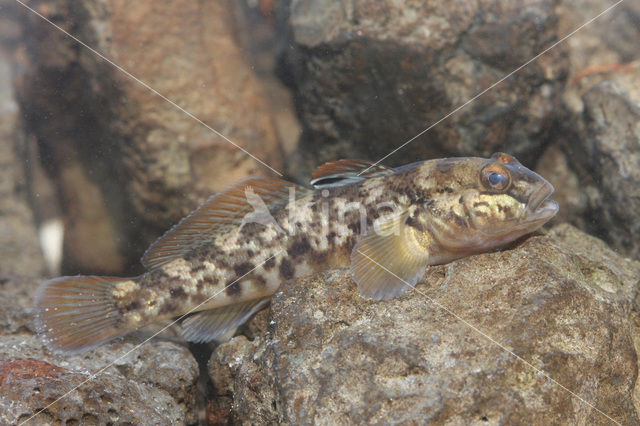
[16,0,285,274]
[278,0,567,178]
[0,275,200,425]
[543,0,640,257]
[575,74,640,258]
[557,0,640,114]
[209,224,640,424]
[0,2,46,278]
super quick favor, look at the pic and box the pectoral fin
[350,212,430,301]
[181,297,270,343]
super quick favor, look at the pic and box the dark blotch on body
[125,301,140,312]
[405,215,425,232]
[327,231,337,245]
[234,261,255,277]
[170,288,187,299]
[289,238,311,258]
[436,187,454,194]
[225,281,242,297]
[451,213,467,229]
[160,301,178,315]
[279,258,295,280]
[255,275,267,287]
[191,264,206,273]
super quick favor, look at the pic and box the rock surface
[560,70,640,259]
[278,0,567,179]
[543,0,640,257]
[16,0,285,274]
[209,224,640,424]
[0,275,200,425]
[0,3,46,278]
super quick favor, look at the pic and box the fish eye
[489,172,507,186]
[481,164,510,191]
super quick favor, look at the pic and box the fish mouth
[522,181,559,223]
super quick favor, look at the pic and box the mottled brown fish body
[35,153,558,353]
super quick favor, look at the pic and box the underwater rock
[557,0,640,114]
[0,10,46,278]
[0,275,200,425]
[576,73,640,259]
[278,0,567,179]
[16,0,285,273]
[545,0,640,258]
[209,224,640,423]
[534,144,592,229]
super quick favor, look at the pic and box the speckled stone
[209,224,640,424]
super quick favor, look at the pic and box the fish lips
[522,181,559,224]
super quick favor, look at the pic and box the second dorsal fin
[142,177,310,270]
[310,159,394,188]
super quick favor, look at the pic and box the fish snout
[524,180,558,222]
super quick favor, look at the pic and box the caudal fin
[35,275,129,354]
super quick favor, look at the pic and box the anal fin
[181,298,270,343]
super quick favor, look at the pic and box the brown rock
[0,3,46,278]
[16,0,285,274]
[209,224,640,423]
[278,0,567,179]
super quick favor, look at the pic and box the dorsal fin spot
[310,159,394,188]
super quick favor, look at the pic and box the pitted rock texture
[16,0,285,274]
[0,275,200,425]
[209,224,640,424]
[278,0,567,179]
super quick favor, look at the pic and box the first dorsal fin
[310,159,394,188]
[142,177,310,270]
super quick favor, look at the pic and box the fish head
[422,153,558,253]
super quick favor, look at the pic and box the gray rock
[0,276,200,425]
[544,0,640,257]
[278,0,567,179]
[573,71,640,258]
[209,224,640,424]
